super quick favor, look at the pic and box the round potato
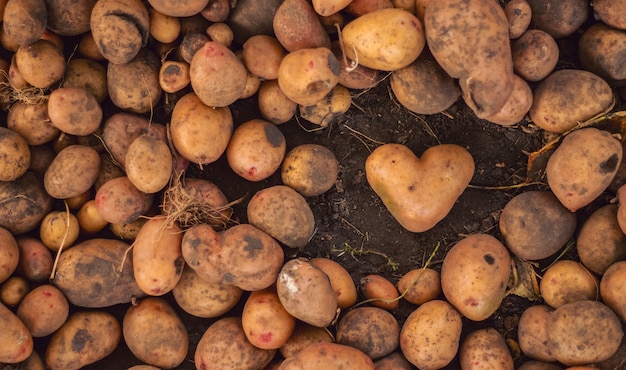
[178,32,210,63]
[100,113,164,168]
[483,73,533,126]
[579,22,626,84]
[242,286,296,349]
[518,304,556,362]
[206,22,234,47]
[344,0,392,16]
[125,134,173,194]
[257,79,298,124]
[2,0,47,46]
[505,0,532,39]
[0,172,53,235]
[44,144,100,199]
[44,0,95,36]
[7,101,59,146]
[15,39,65,88]
[360,274,400,311]
[396,267,441,305]
[0,301,33,363]
[592,0,626,30]
[512,29,559,82]
[459,328,514,369]
[147,0,209,17]
[280,341,374,370]
[47,87,102,136]
[273,0,331,52]
[526,0,588,39]
[279,321,334,358]
[337,306,400,359]
[95,176,154,224]
[577,204,626,275]
[39,210,80,252]
[600,260,626,322]
[159,61,190,93]
[0,276,29,306]
[77,32,105,61]
[310,257,357,309]
[0,227,19,284]
[107,48,162,113]
[16,236,53,283]
[0,127,30,182]
[76,199,108,234]
[148,8,180,43]
[17,284,69,337]
[242,35,285,80]
[281,144,339,197]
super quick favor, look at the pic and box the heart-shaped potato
[365,143,474,233]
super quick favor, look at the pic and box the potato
[195,316,276,369]
[90,0,149,64]
[148,8,180,43]
[242,35,285,80]
[123,297,188,369]
[47,87,102,136]
[592,0,626,30]
[16,284,68,337]
[15,236,52,283]
[281,144,339,197]
[109,217,149,240]
[101,113,164,168]
[107,48,162,113]
[365,143,474,233]
[182,223,284,291]
[147,0,208,17]
[63,189,91,211]
[0,171,53,234]
[425,0,514,118]
[45,311,120,370]
[159,61,190,93]
[190,41,247,107]
[546,300,623,366]
[512,30,559,82]
[360,274,400,311]
[172,264,242,318]
[330,42,380,90]
[299,84,351,127]
[276,258,338,327]
[310,257,357,309]
[483,74,533,126]
[546,127,622,212]
[273,0,330,52]
[77,32,105,61]
[396,267,441,305]
[258,79,298,124]
[505,0,532,39]
[60,58,108,103]
[125,134,173,194]
[51,238,145,307]
[226,119,286,182]
[399,300,462,368]
[279,342,375,370]
[499,190,576,261]
[95,176,154,224]
[242,286,296,349]
[201,0,230,22]
[241,70,262,99]
[247,185,315,249]
[7,101,59,146]
[76,199,108,234]
[206,22,234,47]
[39,210,80,252]
[0,126,30,181]
[459,328,514,370]
[0,276,29,306]
[28,145,56,176]
[311,0,351,16]
[441,233,511,321]
[128,366,160,370]
[44,0,94,36]
[579,22,626,84]
[15,39,65,88]
[337,306,399,359]
[2,0,47,46]
[530,70,614,134]
[170,92,233,165]
[44,144,100,199]
[526,0,587,39]
[600,260,626,322]
[0,228,18,285]
[518,304,556,362]
[540,260,599,309]
[344,0,392,16]
[19,349,45,370]
[373,352,414,370]
[279,321,334,358]
[518,361,563,370]
[0,301,33,363]
[178,32,210,63]
[577,204,626,275]
[390,56,460,115]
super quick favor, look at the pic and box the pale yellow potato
[149,8,180,43]
[0,226,19,284]
[206,22,233,47]
[125,134,173,194]
[0,126,30,181]
[39,211,80,252]
[76,199,108,235]
[310,257,357,308]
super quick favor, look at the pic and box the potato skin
[577,204,626,275]
[518,305,556,362]
[578,22,626,83]
[483,73,533,126]
[17,284,68,337]
[6,101,58,146]
[47,87,102,136]
[512,29,559,82]
[44,144,100,199]
[396,267,441,305]
[242,287,296,350]
[273,0,331,52]
[3,0,46,45]
[0,227,19,283]
[95,176,154,224]
[592,0,626,30]
[147,0,209,17]
[0,301,33,363]
[337,306,400,359]
[365,143,474,233]
[540,260,598,309]
[107,48,162,113]
[16,236,53,283]
[360,274,400,311]
[310,257,357,309]
[600,261,626,322]
[15,40,66,89]
[505,0,532,39]
[0,126,30,181]
[278,342,375,370]
[526,0,588,39]
[281,144,339,197]
[125,134,173,194]
[459,328,514,370]
[242,35,285,80]
[0,171,53,235]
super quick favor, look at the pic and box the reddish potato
[310,257,357,309]
[125,134,173,194]
[512,29,559,82]
[17,284,69,337]
[505,0,532,39]
[16,236,53,283]
[95,177,154,224]
[279,342,375,370]
[242,287,296,349]
[396,267,441,305]
[336,306,400,359]
[577,204,626,275]
[360,274,400,311]
[518,305,556,362]
[273,0,330,52]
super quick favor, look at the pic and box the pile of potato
[1,0,626,368]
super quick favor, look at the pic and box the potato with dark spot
[44,0,95,36]
[0,172,53,235]
[44,144,100,199]
[578,22,626,84]
[46,311,120,370]
[337,306,399,359]
[247,185,315,249]
[16,236,53,282]
[526,0,588,39]
[123,297,188,369]
[0,301,33,363]
[546,127,622,212]
[279,342,375,370]
[499,190,576,261]
[459,328,514,369]
[2,0,47,46]
[17,284,68,337]
[577,204,626,275]
[512,29,559,82]
[281,144,339,197]
[47,87,102,136]
[299,84,351,127]
[273,0,330,52]
[592,0,626,30]
[518,305,556,362]
[159,61,190,93]
[0,126,30,181]
[95,176,154,224]
[505,0,532,39]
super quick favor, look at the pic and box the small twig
[50,201,71,281]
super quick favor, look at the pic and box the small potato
[0,276,29,306]
[281,144,339,197]
[396,267,441,305]
[499,190,577,261]
[101,113,165,168]
[310,257,357,309]
[277,47,340,106]
[242,287,296,349]
[273,0,331,51]
[276,258,338,327]
[7,101,59,146]
[178,32,210,63]
[195,316,276,369]
[546,127,622,212]
[63,190,91,211]
[15,39,65,88]
[0,126,30,181]
[17,284,69,337]
[0,171,54,234]
[47,87,102,136]
[0,301,33,363]
[172,264,243,318]
[242,35,285,80]
[39,210,80,252]
[526,0,588,39]
[76,199,108,234]
[0,226,19,283]
[77,32,105,61]
[337,306,400,359]
[17,348,45,370]
[95,176,154,224]
[459,328,514,370]
[170,92,233,165]
[577,204,626,275]
[299,84,351,127]
[330,42,380,90]
[441,233,511,321]
[226,119,286,182]
[365,143,474,233]
[530,70,614,134]
[123,297,188,369]
[600,260,626,322]
[279,342,375,370]
[2,0,47,45]
[360,274,400,311]
[505,0,532,39]
[109,217,149,240]
[546,300,623,366]
[46,311,120,370]
[159,61,190,93]
[517,304,556,362]
[201,0,230,22]
[258,79,298,125]
[344,0,393,17]
[240,71,262,99]
[312,0,352,16]
[512,29,559,82]
[206,22,233,47]
[147,0,209,17]
[592,0,626,30]
[279,321,334,358]
[373,352,414,370]
[149,8,180,43]
[44,144,100,199]
[16,236,53,283]
[247,185,315,249]
[125,134,173,194]
[483,74,533,126]
[400,300,462,369]
[579,22,626,83]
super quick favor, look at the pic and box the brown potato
[310,257,357,309]
[201,0,230,22]
[441,233,511,321]
[7,101,58,146]
[0,301,33,363]
[60,58,108,103]
[299,84,351,127]
[546,127,622,212]
[39,210,80,252]
[247,185,315,249]
[178,32,210,63]
[400,300,462,368]
[360,274,400,311]
[512,29,559,82]
[44,0,94,36]
[125,134,173,194]
[577,204,626,275]
[240,70,262,99]
[499,190,577,261]
[2,0,47,46]
[518,304,556,362]
[101,113,164,168]
[51,238,146,307]
[279,321,334,358]
[206,22,234,47]
[546,300,623,366]
[123,297,188,369]
[505,0,532,39]
[147,0,209,17]
[242,35,285,80]
[76,199,108,235]
[0,126,30,181]
[579,22,626,84]
[46,311,120,370]
[277,258,338,327]
[365,143,474,233]
[273,0,330,52]
[159,61,190,93]
[258,79,298,124]
[484,74,533,126]
[337,306,399,359]
[344,0,392,16]
[172,264,243,318]
[281,144,339,197]
[0,276,29,306]
[373,352,414,370]
[77,32,105,61]
[242,286,296,349]
[47,87,102,136]
[15,39,65,88]
[17,284,69,337]
[95,176,154,224]
[600,260,626,322]
[94,153,125,191]
[107,48,162,113]
[592,0,626,30]
[44,144,100,199]
[149,8,180,43]
[196,316,276,369]
[279,342,375,369]
[540,260,599,309]
[396,267,441,305]
[526,0,588,39]
[109,217,149,241]
[459,328,514,369]
[0,171,53,234]
[0,227,18,284]
[16,236,53,283]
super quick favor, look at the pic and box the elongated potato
[44,144,100,199]
[0,301,33,363]
[0,227,19,283]
[396,267,441,305]
[125,134,173,194]
[310,257,357,309]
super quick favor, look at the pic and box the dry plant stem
[334,23,359,72]
[467,181,547,190]
[540,239,575,273]
[49,201,71,281]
